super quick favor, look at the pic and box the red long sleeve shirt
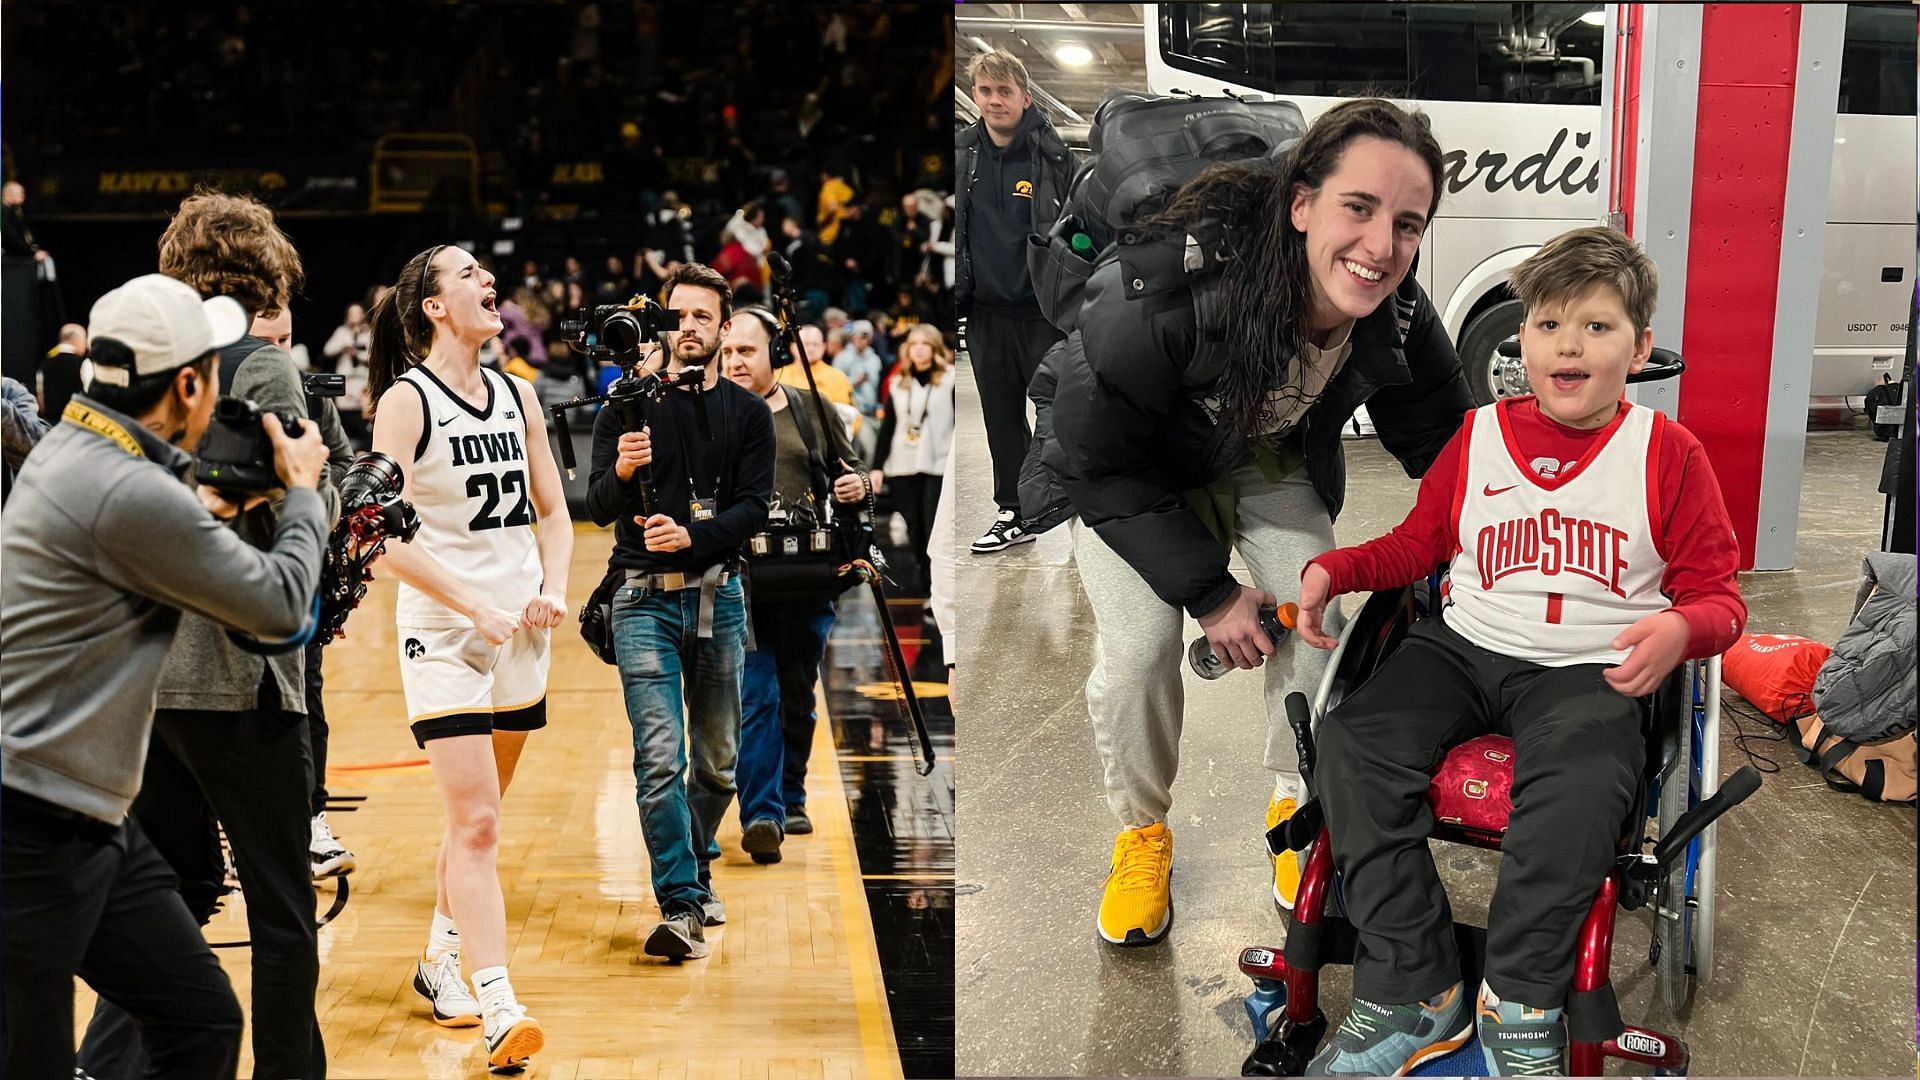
[1311,397,1746,658]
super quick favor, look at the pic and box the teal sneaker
[1305,982,1472,1076]
[1475,981,1568,1076]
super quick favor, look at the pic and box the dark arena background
[4,3,954,1076]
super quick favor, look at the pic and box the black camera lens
[601,310,642,355]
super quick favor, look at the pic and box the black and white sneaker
[412,952,482,1028]
[644,912,711,960]
[970,510,1036,554]
[310,812,356,880]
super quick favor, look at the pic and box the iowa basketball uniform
[393,365,549,745]
[1445,399,1669,666]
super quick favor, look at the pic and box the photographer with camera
[1,273,329,1080]
[586,263,774,961]
[721,307,866,860]
[76,191,341,1080]
[365,244,571,1074]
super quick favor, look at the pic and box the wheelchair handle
[1495,340,1684,384]
[1640,765,1761,876]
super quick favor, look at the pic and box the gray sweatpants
[1075,462,1344,828]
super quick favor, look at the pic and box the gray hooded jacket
[1,397,325,823]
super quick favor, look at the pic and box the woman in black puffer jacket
[1029,99,1475,945]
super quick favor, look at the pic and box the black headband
[417,244,444,303]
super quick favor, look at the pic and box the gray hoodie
[1,396,325,823]
[155,341,339,715]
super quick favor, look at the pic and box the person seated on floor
[1292,226,1747,1077]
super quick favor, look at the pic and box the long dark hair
[366,244,446,415]
[1141,98,1445,438]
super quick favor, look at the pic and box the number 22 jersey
[394,365,542,627]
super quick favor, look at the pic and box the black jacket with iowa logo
[955,108,1071,312]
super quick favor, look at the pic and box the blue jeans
[611,578,746,917]
[738,596,839,827]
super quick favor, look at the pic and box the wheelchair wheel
[1652,697,1693,1013]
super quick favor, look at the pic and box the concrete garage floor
[952,359,1916,1078]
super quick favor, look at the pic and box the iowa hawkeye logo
[1476,509,1631,598]
[1012,179,1033,199]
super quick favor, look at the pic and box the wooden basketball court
[76,525,904,1079]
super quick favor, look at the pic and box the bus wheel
[1461,299,1529,405]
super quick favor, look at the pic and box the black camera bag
[744,388,865,604]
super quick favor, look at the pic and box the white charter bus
[1143,3,1916,404]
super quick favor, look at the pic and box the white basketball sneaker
[411,952,482,1028]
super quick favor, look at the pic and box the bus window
[1156,4,1605,105]
[1839,3,1917,116]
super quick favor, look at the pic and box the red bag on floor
[1722,633,1830,723]
[1429,735,1517,835]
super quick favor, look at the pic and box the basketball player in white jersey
[365,244,571,1073]
[1291,227,1744,1077]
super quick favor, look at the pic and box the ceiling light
[1579,9,1606,27]
[1055,43,1094,67]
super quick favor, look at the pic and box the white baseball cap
[87,274,248,387]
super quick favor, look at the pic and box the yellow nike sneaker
[1097,822,1174,946]
[1267,792,1301,911]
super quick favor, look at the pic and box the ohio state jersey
[394,365,543,627]
[1444,399,1670,666]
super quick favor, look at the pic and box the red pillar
[1673,4,1802,569]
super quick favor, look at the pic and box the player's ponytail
[367,244,444,415]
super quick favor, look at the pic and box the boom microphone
[766,250,792,283]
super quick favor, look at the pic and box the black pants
[1316,618,1647,1009]
[2,788,243,1079]
[305,640,330,815]
[888,472,942,595]
[79,708,327,1080]
[967,308,1062,512]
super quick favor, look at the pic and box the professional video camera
[757,251,935,775]
[315,451,420,645]
[547,294,710,516]
[559,296,679,361]
[194,395,308,496]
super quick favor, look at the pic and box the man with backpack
[720,308,869,858]
[955,49,1072,553]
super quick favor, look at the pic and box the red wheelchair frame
[1237,584,1758,1077]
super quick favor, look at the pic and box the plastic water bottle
[1189,603,1299,680]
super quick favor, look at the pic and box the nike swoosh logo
[1483,484,1517,497]
[438,415,457,427]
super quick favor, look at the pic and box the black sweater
[586,373,774,573]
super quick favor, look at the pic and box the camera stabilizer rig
[545,296,707,517]
[766,251,937,776]
[316,451,421,645]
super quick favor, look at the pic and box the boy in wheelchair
[1289,227,1746,1076]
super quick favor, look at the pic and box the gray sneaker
[1305,982,1472,1076]
[644,913,710,960]
[1475,982,1568,1077]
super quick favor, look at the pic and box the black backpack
[1027,93,1307,333]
